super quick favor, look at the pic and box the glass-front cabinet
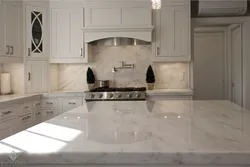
[26,6,47,58]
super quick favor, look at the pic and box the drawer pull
[46,102,53,105]
[23,106,29,109]
[1,111,12,116]
[35,103,41,106]
[22,116,31,121]
[69,102,76,105]
[35,112,41,116]
[46,111,54,114]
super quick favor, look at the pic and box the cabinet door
[0,2,6,56]
[51,8,85,63]
[5,2,21,57]
[26,61,49,93]
[0,118,15,140]
[155,5,190,62]
[26,6,47,58]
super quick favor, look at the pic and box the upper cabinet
[51,7,89,63]
[153,1,191,62]
[0,1,22,60]
[26,6,48,59]
[85,2,152,28]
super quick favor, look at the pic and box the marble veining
[52,46,190,91]
[1,100,250,165]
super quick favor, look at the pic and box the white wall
[192,17,250,110]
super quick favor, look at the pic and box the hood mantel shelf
[82,26,154,43]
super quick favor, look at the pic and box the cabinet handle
[10,46,14,55]
[157,47,160,56]
[80,48,83,57]
[46,102,53,105]
[23,106,29,110]
[1,111,12,116]
[6,45,10,54]
[35,112,41,116]
[21,116,31,121]
[28,48,31,56]
[46,111,54,114]
[69,102,76,105]
[28,73,31,81]
[35,103,41,106]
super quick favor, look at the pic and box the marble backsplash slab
[51,45,190,91]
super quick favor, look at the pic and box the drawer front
[0,118,15,140]
[16,113,33,132]
[32,101,42,111]
[18,102,32,116]
[0,107,16,121]
[42,99,58,109]
[62,98,83,109]
[42,109,57,121]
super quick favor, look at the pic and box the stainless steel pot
[95,80,110,88]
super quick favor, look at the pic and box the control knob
[108,93,114,99]
[136,93,141,98]
[98,94,103,98]
[127,94,133,98]
[89,94,95,98]
[117,94,122,98]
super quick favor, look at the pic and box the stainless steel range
[84,87,146,101]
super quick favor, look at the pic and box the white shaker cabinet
[51,8,88,63]
[5,2,21,58]
[0,2,6,56]
[26,61,49,93]
[0,118,17,140]
[153,4,191,62]
[26,6,48,59]
[0,1,21,58]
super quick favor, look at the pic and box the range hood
[83,26,154,46]
[90,37,151,46]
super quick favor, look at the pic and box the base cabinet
[16,113,33,132]
[0,118,16,140]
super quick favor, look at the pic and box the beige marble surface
[1,100,250,165]
[147,89,194,96]
[51,46,190,91]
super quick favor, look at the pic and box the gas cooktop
[85,87,146,101]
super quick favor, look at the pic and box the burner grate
[90,87,146,92]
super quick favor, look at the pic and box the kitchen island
[0,100,250,166]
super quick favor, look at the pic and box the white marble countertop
[0,94,41,106]
[0,100,250,165]
[146,89,194,96]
